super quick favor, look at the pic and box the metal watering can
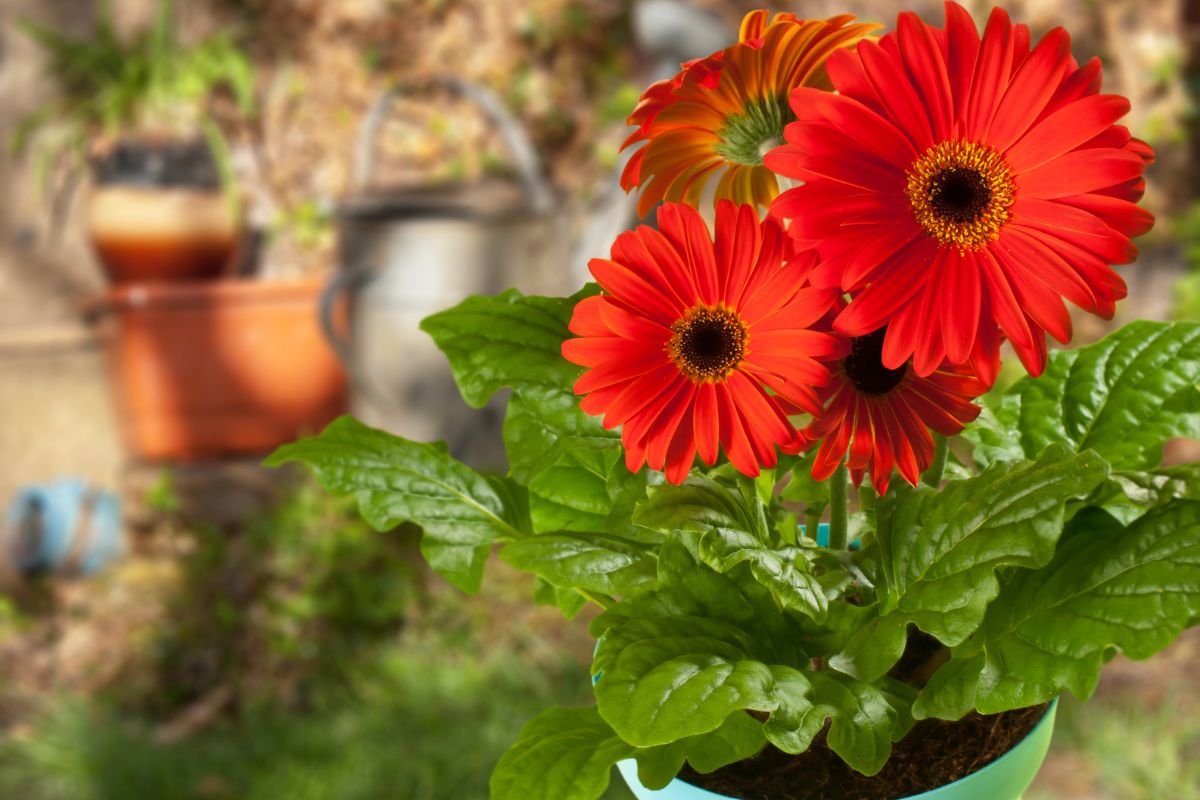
[322,77,586,470]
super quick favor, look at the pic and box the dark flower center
[929,167,991,224]
[843,328,907,395]
[668,306,748,382]
[905,140,1014,252]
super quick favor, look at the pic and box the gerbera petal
[1005,94,1131,173]
[897,11,954,140]
[942,250,982,364]
[857,38,936,150]
[621,11,874,212]
[693,382,720,465]
[944,1,982,122]
[1018,149,1146,199]
[989,27,1070,150]
[964,6,1016,141]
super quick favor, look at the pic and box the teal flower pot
[616,701,1057,800]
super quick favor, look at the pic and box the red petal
[858,38,936,151]
[1006,94,1131,173]
[897,11,954,140]
[989,27,1070,151]
[1018,149,1146,199]
[944,1,982,122]
[693,382,719,465]
[964,7,1015,140]
[941,251,982,364]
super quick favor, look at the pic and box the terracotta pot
[86,185,240,283]
[89,277,347,461]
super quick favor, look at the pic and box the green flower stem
[923,435,950,487]
[859,483,877,514]
[829,464,849,550]
[804,508,821,541]
[577,588,613,610]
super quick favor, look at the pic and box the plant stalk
[803,508,821,541]
[923,434,950,487]
[577,589,613,610]
[829,464,849,550]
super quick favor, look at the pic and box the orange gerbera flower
[562,201,844,484]
[620,11,878,217]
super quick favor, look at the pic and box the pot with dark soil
[86,138,241,283]
[13,0,252,284]
[619,703,1057,800]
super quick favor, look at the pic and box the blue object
[616,701,1059,800]
[4,479,123,576]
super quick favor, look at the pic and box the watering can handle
[318,269,405,410]
[353,77,554,213]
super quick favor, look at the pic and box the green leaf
[633,712,766,789]
[764,670,902,777]
[635,478,830,621]
[698,528,828,622]
[961,402,1025,470]
[635,476,765,540]
[1106,464,1200,507]
[265,416,528,592]
[781,452,831,514]
[590,537,811,666]
[502,532,657,596]
[592,611,906,775]
[829,446,1110,681]
[915,502,1200,718]
[592,614,814,748]
[420,288,584,408]
[420,288,621,483]
[490,707,632,800]
[532,577,588,620]
[966,321,1200,470]
[527,447,652,539]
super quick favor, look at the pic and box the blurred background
[0,1,1196,798]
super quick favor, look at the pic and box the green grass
[1027,691,1200,800]
[0,642,634,800]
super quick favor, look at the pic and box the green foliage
[830,446,1110,681]
[916,501,1200,719]
[420,287,619,483]
[141,482,416,716]
[637,476,833,621]
[965,321,1200,470]
[273,301,1200,799]
[501,532,657,597]
[632,712,766,789]
[491,707,633,800]
[13,0,254,188]
[266,416,530,593]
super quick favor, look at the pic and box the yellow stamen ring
[905,140,1015,252]
[667,305,749,383]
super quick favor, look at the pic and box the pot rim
[83,276,328,316]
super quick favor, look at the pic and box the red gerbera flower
[791,327,986,494]
[766,1,1155,384]
[562,201,844,484]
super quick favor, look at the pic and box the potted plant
[268,4,1194,799]
[13,0,253,283]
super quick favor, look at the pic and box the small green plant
[12,0,253,193]
[133,481,416,716]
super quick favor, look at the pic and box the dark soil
[679,703,1049,800]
